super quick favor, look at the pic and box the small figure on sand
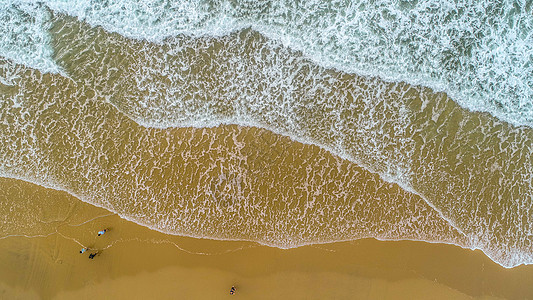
[97,229,107,236]
[88,252,99,259]
[80,247,88,254]
[229,286,236,295]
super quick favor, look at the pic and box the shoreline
[0,153,526,270]
[1,177,532,299]
[0,171,479,267]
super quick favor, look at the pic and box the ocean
[0,0,531,268]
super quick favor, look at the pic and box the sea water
[0,0,531,268]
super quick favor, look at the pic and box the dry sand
[0,178,532,300]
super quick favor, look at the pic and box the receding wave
[1,13,532,268]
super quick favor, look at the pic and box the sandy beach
[1,177,532,300]
[1,2,532,299]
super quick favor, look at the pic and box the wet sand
[0,178,532,300]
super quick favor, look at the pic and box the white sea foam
[30,0,533,128]
[0,2,62,74]
[1,0,532,124]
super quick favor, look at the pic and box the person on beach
[88,252,98,259]
[230,286,236,295]
[97,229,107,236]
[80,247,88,254]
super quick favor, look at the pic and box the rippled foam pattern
[0,57,469,252]
[0,2,532,268]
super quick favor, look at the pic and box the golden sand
[0,178,532,300]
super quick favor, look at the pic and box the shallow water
[0,6,532,268]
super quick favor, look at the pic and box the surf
[2,0,532,127]
[0,2,532,269]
